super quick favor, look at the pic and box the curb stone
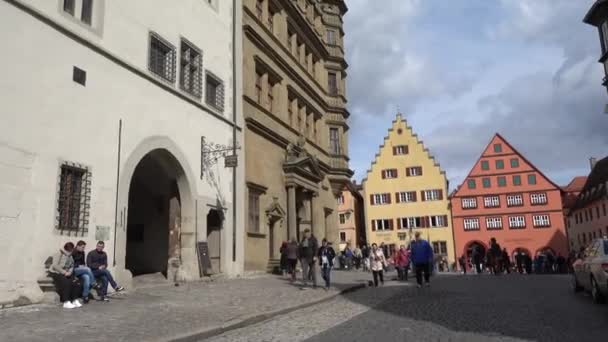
[168,283,367,342]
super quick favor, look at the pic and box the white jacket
[369,249,386,271]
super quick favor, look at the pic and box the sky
[344,0,608,189]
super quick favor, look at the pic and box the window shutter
[370,194,375,205]
[418,167,423,175]
[425,216,430,227]
[381,170,386,179]
[443,215,448,227]
[412,191,417,202]
[395,192,400,203]
[387,193,392,204]
[438,190,444,200]
[392,147,397,155]
[406,168,411,177]
[421,191,426,201]
[405,145,409,154]
[389,219,394,230]
[397,218,402,229]
[371,220,376,231]
[394,169,398,177]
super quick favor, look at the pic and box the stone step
[266,259,281,274]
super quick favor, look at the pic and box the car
[572,238,608,303]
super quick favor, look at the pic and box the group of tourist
[49,240,124,309]
[279,231,435,289]
[458,238,570,275]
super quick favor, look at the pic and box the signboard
[197,241,212,277]
[224,155,238,168]
[95,225,110,241]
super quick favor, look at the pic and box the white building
[0,0,244,305]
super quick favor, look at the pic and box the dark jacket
[286,241,299,260]
[299,236,319,263]
[318,246,336,268]
[72,250,86,268]
[490,243,502,258]
[87,249,108,270]
[410,239,433,264]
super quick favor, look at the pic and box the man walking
[318,239,336,290]
[410,232,433,288]
[299,229,319,289]
[87,241,124,301]
[458,254,467,275]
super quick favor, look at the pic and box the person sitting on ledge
[49,242,83,309]
[86,241,124,302]
[72,240,101,304]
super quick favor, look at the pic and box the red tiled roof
[561,176,587,193]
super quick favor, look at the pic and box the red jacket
[394,250,410,267]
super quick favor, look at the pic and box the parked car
[571,238,608,303]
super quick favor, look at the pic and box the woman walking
[369,243,386,287]
[286,238,299,283]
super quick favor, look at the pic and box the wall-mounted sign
[225,155,238,168]
[95,225,110,241]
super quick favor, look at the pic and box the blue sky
[344,0,608,188]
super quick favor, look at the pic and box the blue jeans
[92,268,117,296]
[321,265,331,288]
[74,267,95,297]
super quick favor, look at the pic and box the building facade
[566,157,608,253]
[337,181,365,251]
[0,0,244,305]
[583,0,608,101]
[242,0,351,271]
[362,114,455,265]
[562,175,587,251]
[451,134,567,269]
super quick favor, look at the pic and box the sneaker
[100,296,110,302]
[63,302,76,309]
[115,286,125,292]
[92,282,102,290]
[82,297,90,304]
[72,300,82,308]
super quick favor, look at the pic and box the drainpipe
[231,0,238,263]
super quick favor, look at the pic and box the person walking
[299,229,319,289]
[471,245,482,274]
[410,232,434,288]
[369,243,386,287]
[501,248,511,274]
[318,239,336,290]
[279,241,288,276]
[458,254,467,275]
[489,238,502,275]
[395,245,410,281]
[286,238,299,283]
[515,249,524,274]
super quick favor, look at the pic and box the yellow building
[362,113,455,266]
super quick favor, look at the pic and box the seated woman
[49,242,82,309]
[73,240,101,303]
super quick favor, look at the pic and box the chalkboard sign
[197,241,212,277]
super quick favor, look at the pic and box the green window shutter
[481,161,489,170]
[467,179,476,189]
[495,160,504,169]
[482,178,491,188]
[510,158,519,168]
[513,175,521,186]
[498,177,507,187]
[528,174,537,185]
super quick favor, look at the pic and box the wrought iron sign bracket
[200,136,241,180]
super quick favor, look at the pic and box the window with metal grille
[508,216,526,229]
[179,40,202,98]
[64,0,75,15]
[149,33,176,83]
[533,215,551,228]
[329,127,341,154]
[205,72,225,112]
[486,217,503,230]
[484,196,500,208]
[56,163,91,235]
[81,0,93,25]
[463,218,480,230]
[461,197,477,209]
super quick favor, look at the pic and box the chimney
[590,157,598,171]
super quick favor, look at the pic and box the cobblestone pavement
[200,274,608,342]
[0,271,369,342]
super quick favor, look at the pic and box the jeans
[415,263,430,285]
[92,268,118,296]
[74,267,95,297]
[372,270,384,287]
[300,260,317,287]
[321,265,331,288]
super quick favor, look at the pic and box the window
[81,0,93,25]
[339,213,346,224]
[422,189,443,201]
[255,72,263,104]
[510,158,520,168]
[602,20,608,54]
[327,29,336,45]
[338,232,347,242]
[406,167,423,177]
[267,4,276,32]
[509,216,526,229]
[397,191,417,203]
[429,215,448,228]
[57,163,90,234]
[432,241,448,255]
[398,217,428,229]
[467,179,476,189]
[464,218,480,231]
[530,192,548,205]
[337,194,344,205]
[528,174,537,185]
[462,197,477,209]
[481,160,489,170]
[393,145,408,155]
[493,144,502,153]
[372,219,393,231]
[486,217,503,230]
[507,194,523,207]
[328,72,338,95]
[482,178,491,188]
[179,40,202,98]
[370,193,391,205]
[268,84,274,112]
[382,169,398,179]
[329,128,341,154]
[484,196,500,208]
[497,176,507,187]
[205,72,225,111]
[256,0,263,20]
[398,233,407,241]
[63,0,75,15]
[513,175,522,186]
[149,34,176,83]
[495,160,504,169]
[533,215,551,228]
[248,190,261,232]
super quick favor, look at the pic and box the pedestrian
[369,243,386,287]
[524,254,532,275]
[458,254,467,275]
[501,248,510,274]
[395,245,410,281]
[471,245,482,274]
[49,242,82,309]
[353,246,362,270]
[515,249,524,274]
[298,229,319,289]
[556,253,566,274]
[410,232,434,288]
[489,238,502,275]
[286,238,299,283]
[279,241,288,276]
[318,238,336,290]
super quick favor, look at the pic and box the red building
[450,134,568,269]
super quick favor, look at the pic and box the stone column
[287,186,297,241]
[312,192,324,240]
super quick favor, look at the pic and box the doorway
[207,209,223,273]
[269,221,275,259]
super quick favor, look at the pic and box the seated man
[73,240,100,303]
[86,241,124,301]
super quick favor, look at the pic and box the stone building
[583,0,608,99]
[362,114,455,265]
[0,0,244,305]
[337,181,366,251]
[562,175,587,250]
[242,0,351,271]
[566,157,608,252]
[451,134,567,270]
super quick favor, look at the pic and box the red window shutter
[371,220,376,231]
[394,169,398,177]
[392,147,397,155]
[425,217,430,227]
[443,215,448,227]
[418,167,423,175]
[412,191,417,202]
[370,194,375,205]
[421,191,426,201]
[381,170,386,179]
[438,190,444,200]
[397,218,402,229]
[395,192,400,203]
[406,168,411,177]
[405,145,409,154]
[386,193,392,204]
[389,219,394,230]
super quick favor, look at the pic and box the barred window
[462,197,477,209]
[149,33,176,83]
[205,72,225,112]
[57,163,91,235]
[463,218,480,231]
[179,40,203,98]
[484,196,500,208]
[509,216,526,229]
[530,192,548,205]
[533,215,551,228]
[486,217,503,230]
